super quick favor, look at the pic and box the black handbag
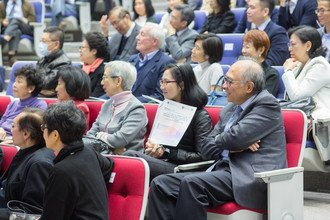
[7,200,42,220]
[207,75,228,106]
[82,135,112,154]
[279,97,316,117]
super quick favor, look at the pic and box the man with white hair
[129,22,175,103]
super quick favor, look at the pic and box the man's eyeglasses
[41,124,47,132]
[315,8,330,14]
[159,79,177,86]
[223,76,244,86]
[102,75,119,80]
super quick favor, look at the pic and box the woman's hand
[283,58,299,72]
[113,147,126,155]
[145,138,164,158]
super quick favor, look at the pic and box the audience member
[0,0,35,66]
[159,0,194,34]
[283,26,330,128]
[132,0,157,26]
[192,33,224,93]
[51,0,77,27]
[200,0,237,34]
[40,101,114,220]
[188,0,201,10]
[36,26,71,97]
[87,61,147,154]
[80,32,110,97]
[243,0,289,66]
[129,22,175,103]
[317,0,330,62]
[165,4,198,63]
[0,109,54,217]
[277,0,318,30]
[56,66,91,130]
[0,66,46,140]
[124,63,212,180]
[242,30,279,96]
[147,59,287,220]
[100,6,140,61]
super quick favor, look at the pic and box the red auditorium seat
[0,145,18,174]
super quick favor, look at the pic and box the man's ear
[22,130,31,141]
[246,81,255,94]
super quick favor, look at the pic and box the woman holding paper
[124,64,213,180]
[86,61,148,154]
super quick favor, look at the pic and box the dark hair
[109,6,132,20]
[85,32,110,61]
[165,63,208,109]
[259,0,275,15]
[43,101,86,145]
[288,25,326,59]
[57,66,91,101]
[43,26,65,49]
[194,33,223,63]
[243,29,270,59]
[18,108,45,146]
[173,4,195,26]
[215,0,231,14]
[133,0,155,20]
[167,0,188,13]
[14,65,43,96]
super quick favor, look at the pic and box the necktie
[116,36,128,57]
[8,1,16,18]
[206,106,243,172]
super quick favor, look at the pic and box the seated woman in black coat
[124,64,213,180]
[40,101,114,220]
[200,0,236,34]
[0,108,54,217]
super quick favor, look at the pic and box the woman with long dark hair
[124,63,212,180]
[132,0,157,26]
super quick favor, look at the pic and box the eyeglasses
[102,75,119,80]
[315,8,330,14]
[159,79,177,86]
[223,76,244,86]
[79,46,90,50]
[41,124,47,132]
[287,42,298,48]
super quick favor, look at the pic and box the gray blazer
[165,28,198,63]
[109,24,141,61]
[201,90,287,210]
[87,96,148,151]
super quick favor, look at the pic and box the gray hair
[105,61,137,91]
[235,57,265,93]
[174,4,195,26]
[145,22,165,49]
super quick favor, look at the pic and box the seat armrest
[174,160,215,173]
[254,167,304,183]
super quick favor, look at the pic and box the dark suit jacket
[200,11,237,34]
[277,0,318,30]
[90,63,105,98]
[263,21,290,66]
[201,90,287,210]
[109,24,141,61]
[129,50,175,103]
[262,62,279,97]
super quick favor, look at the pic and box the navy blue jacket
[129,50,175,103]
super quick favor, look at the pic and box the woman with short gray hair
[87,61,148,154]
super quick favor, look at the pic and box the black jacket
[0,145,54,210]
[36,50,71,94]
[162,109,212,164]
[200,10,237,34]
[40,141,114,220]
[262,62,279,97]
[90,63,105,98]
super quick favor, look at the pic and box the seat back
[217,34,244,65]
[231,7,246,25]
[0,95,12,116]
[155,11,166,24]
[204,106,221,127]
[30,0,45,23]
[107,155,149,220]
[144,104,158,144]
[221,65,230,75]
[0,145,18,174]
[272,66,285,99]
[193,10,207,33]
